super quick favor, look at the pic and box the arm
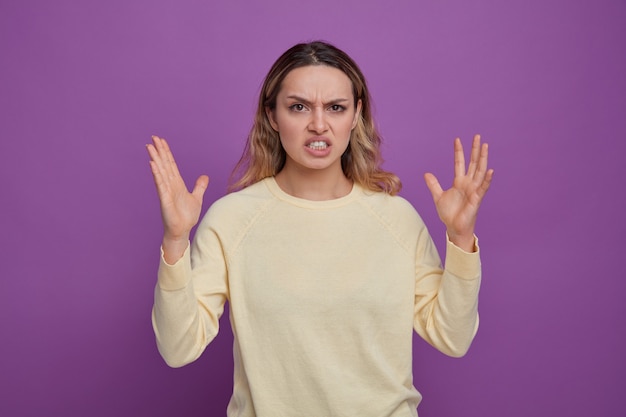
[151,224,228,368]
[147,136,225,367]
[413,231,481,357]
[414,135,493,356]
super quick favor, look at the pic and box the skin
[266,65,362,201]
[146,67,493,262]
[424,135,494,251]
[146,136,209,263]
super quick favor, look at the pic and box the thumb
[424,173,443,201]
[192,175,209,200]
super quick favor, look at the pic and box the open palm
[146,135,209,243]
[424,135,493,251]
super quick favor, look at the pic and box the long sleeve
[149,178,484,416]
[151,216,229,368]
[412,232,481,357]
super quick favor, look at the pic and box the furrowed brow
[285,95,351,106]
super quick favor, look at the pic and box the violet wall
[1,0,624,416]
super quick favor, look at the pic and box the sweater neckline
[263,177,362,208]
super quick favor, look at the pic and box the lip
[304,136,332,147]
[304,136,332,157]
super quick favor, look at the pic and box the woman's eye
[329,104,345,112]
[290,104,305,112]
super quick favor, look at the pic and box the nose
[308,108,328,134]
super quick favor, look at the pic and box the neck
[275,164,353,201]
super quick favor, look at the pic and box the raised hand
[424,135,493,252]
[146,135,209,263]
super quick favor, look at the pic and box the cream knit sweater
[152,177,481,417]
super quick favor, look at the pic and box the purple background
[1,0,624,416]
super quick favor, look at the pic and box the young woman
[147,41,493,417]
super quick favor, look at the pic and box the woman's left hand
[424,135,494,252]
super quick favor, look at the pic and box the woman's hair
[230,40,401,195]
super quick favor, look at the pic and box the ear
[266,107,279,131]
[352,99,362,130]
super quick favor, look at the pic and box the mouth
[307,140,329,150]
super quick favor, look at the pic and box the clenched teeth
[307,141,328,150]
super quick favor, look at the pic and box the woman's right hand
[147,135,209,263]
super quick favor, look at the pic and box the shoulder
[199,179,275,230]
[212,179,272,208]
[358,189,425,229]
[356,188,432,249]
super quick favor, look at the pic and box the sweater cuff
[444,234,481,280]
[157,242,192,291]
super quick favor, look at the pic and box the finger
[151,136,176,179]
[473,142,489,183]
[158,136,183,179]
[146,141,159,163]
[151,135,167,161]
[453,138,465,178]
[424,173,443,201]
[466,134,481,178]
[147,142,168,180]
[192,175,210,201]
[148,138,183,199]
[147,138,174,196]
[148,136,168,171]
[475,168,494,201]
[148,159,170,201]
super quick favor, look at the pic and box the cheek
[275,124,298,144]
[341,117,357,139]
[272,112,299,136]
[276,127,300,151]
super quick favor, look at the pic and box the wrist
[447,232,476,253]
[162,235,190,264]
[163,231,189,244]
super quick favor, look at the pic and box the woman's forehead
[279,65,353,98]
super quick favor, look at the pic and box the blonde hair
[230,41,401,195]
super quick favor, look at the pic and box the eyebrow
[285,95,351,106]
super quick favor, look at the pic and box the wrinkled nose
[308,108,328,134]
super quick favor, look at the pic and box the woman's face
[267,65,361,177]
